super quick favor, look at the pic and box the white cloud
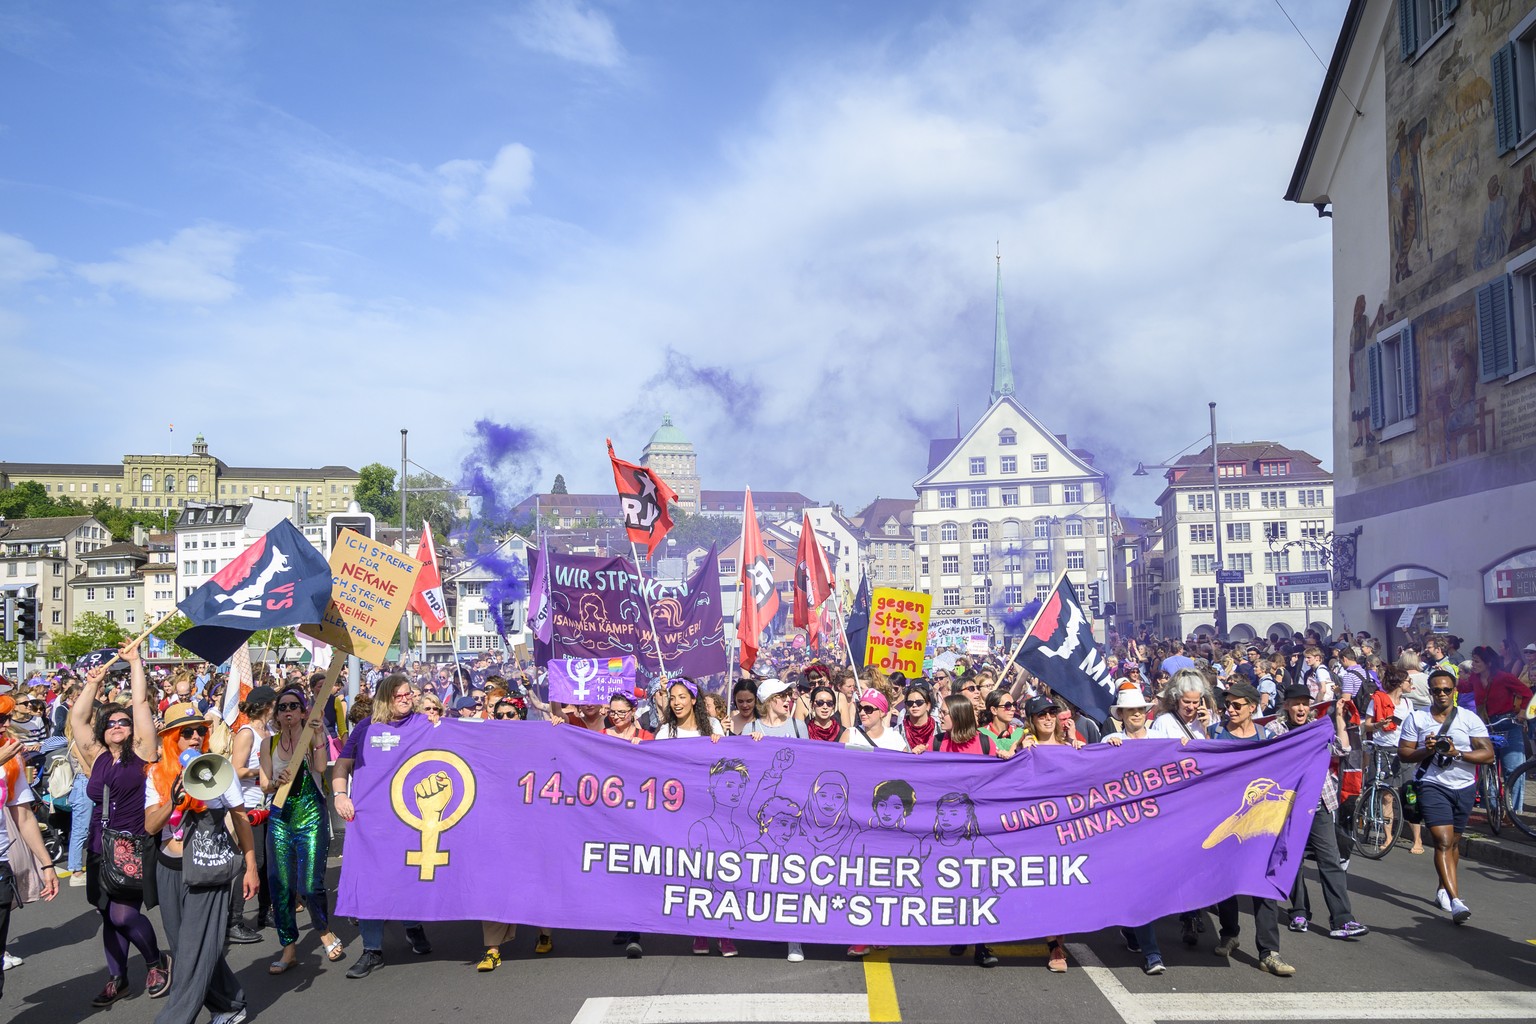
[76,224,246,304]
[0,232,58,286]
[433,143,536,237]
[505,0,626,69]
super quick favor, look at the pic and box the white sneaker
[69,873,87,887]
[1450,898,1471,925]
[786,942,804,963]
[2,952,22,970]
[1435,888,1452,912]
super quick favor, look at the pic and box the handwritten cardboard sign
[301,528,422,665]
[863,587,932,677]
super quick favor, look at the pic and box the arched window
[1064,518,1084,538]
[1033,518,1050,539]
[971,520,989,541]
[940,522,959,542]
[998,429,1017,446]
[165,473,176,493]
[141,474,152,493]
[187,474,199,494]
[1001,520,1021,540]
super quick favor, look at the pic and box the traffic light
[326,512,376,555]
[1087,581,1101,619]
[15,597,39,644]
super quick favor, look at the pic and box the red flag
[607,439,679,558]
[793,512,834,643]
[738,488,780,671]
[408,522,448,632]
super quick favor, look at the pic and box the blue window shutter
[1492,44,1519,154]
[1399,325,1418,418]
[1399,0,1417,60]
[1367,342,1386,430]
[1477,276,1515,381]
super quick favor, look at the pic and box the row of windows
[1183,488,1327,511]
[917,518,1095,543]
[968,453,1053,475]
[935,482,1090,509]
[1186,547,1325,575]
[82,585,137,601]
[1187,586,1331,610]
[38,478,354,497]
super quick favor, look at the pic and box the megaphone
[181,753,236,803]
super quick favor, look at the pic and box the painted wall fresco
[1345,6,1536,491]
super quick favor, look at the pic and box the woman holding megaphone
[145,704,261,1024]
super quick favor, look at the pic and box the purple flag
[336,718,1333,944]
[547,657,637,704]
[545,545,724,676]
[528,534,552,645]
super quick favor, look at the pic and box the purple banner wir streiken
[335,718,1332,943]
[537,546,724,676]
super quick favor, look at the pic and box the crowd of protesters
[0,623,1531,1016]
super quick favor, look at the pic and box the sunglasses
[812,699,837,708]
[1226,701,1251,711]
[105,718,132,729]
[961,684,979,693]
[859,705,881,715]
[0,714,11,725]
[180,726,209,739]
[1429,687,1456,694]
[276,702,304,712]
[906,698,928,707]
[995,701,1016,710]
[492,711,517,719]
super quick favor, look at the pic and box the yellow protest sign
[301,529,422,665]
[863,587,931,677]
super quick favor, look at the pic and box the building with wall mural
[1287,0,1536,648]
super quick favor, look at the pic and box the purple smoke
[992,596,1042,633]
[455,419,544,635]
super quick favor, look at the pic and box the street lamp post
[1209,402,1226,644]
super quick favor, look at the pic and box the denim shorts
[1418,781,1475,830]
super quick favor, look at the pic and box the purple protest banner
[543,545,724,676]
[336,718,1332,943]
[547,656,637,704]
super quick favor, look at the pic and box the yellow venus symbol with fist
[391,752,476,881]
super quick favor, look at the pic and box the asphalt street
[6,840,1535,1024]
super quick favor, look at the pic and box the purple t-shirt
[338,714,419,774]
[85,751,149,855]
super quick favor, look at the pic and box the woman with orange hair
[145,703,260,1024]
[69,643,167,1008]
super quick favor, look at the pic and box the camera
[1432,737,1452,754]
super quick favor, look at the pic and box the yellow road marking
[863,951,901,1022]
[862,944,1050,1022]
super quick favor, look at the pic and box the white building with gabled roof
[912,258,1115,642]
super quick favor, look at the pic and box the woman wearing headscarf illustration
[803,769,862,861]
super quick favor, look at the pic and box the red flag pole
[630,541,670,679]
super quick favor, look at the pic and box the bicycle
[1351,745,1403,860]
[1503,722,1536,840]
[1477,740,1506,836]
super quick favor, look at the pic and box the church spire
[990,244,1015,405]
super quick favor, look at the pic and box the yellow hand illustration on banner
[392,752,476,880]
[1201,778,1295,848]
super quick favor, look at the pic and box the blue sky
[0,0,1344,515]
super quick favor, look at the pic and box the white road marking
[1067,943,1536,1024]
[570,993,874,1024]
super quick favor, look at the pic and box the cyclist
[1399,669,1495,925]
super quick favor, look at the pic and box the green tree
[665,505,742,552]
[552,474,568,495]
[46,612,129,663]
[402,472,456,535]
[354,463,397,522]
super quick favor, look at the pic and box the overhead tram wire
[1271,0,1364,118]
